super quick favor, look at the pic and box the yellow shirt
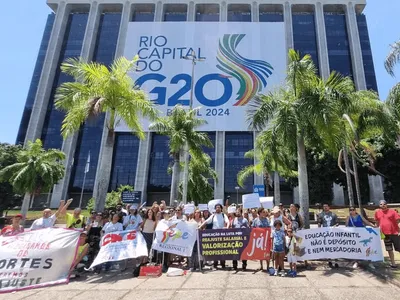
[66,213,84,228]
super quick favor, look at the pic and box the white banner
[260,197,274,209]
[152,220,197,257]
[294,227,384,261]
[0,228,80,293]
[242,193,261,209]
[119,22,286,132]
[90,230,148,268]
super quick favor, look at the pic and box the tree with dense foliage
[149,105,213,205]
[0,139,65,218]
[55,56,158,211]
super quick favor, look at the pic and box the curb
[360,265,400,289]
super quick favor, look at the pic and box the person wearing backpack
[201,204,229,270]
[231,208,249,271]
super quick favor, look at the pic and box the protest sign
[242,193,261,209]
[200,228,271,261]
[227,205,237,214]
[294,227,384,261]
[184,204,195,215]
[208,199,223,213]
[0,228,80,293]
[198,204,208,211]
[152,220,197,257]
[260,197,274,209]
[90,230,148,268]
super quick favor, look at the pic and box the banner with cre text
[200,228,271,261]
[0,228,80,294]
[294,227,384,261]
[90,230,148,268]
[152,220,198,257]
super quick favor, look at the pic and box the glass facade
[163,5,187,22]
[68,13,121,194]
[259,12,284,22]
[357,14,378,92]
[292,12,319,72]
[325,13,353,77]
[148,134,172,192]
[132,4,155,22]
[228,4,251,22]
[109,133,140,191]
[41,13,88,149]
[16,14,55,145]
[196,4,219,22]
[225,133,254,194]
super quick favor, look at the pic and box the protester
[159,200,166,212]
[270,206,291,232]
[272,220,286,276]
[201,204,229,270]
[1,214,24,236]
[346,207,375,228]
[285,228,297,277]
[188,209,204,271]
[66,208,86,229]
[287,204,303,232]
[171,207,187,221]
[318,203,339,268]
[232,208,249,271]
[252,208,271,271]
[141,209,157,257]
[116,203,127,223]
[152,204,160,215]
[30,199,73,230]
[86,212,103,266]
[375,200,400,268]
[123,204,143,230]
[101,214,124,272]
[70,231,89,277]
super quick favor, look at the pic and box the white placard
[208,199,224,213]
[227,205,237,214]
[119,22,286,132]
[242,193,261,209]
[184,204,195,215]
[198,204,208,211]
[260,197,274,209]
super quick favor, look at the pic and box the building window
[324,12,353,77]
[224,132,254,194]
[357,14,378,92]
[68,13,121,194]
[163,4,187,22]
[292,11,319,73]
[17,14,55,145]
[228,4,251,22]
[259,4,283,22]
[132,4,155,22]
[109,134,140,191]
[196,4,219,21]
[148,134,172,192]
[41,13,89,150]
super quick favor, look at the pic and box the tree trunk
[342,147,354,207]
[351,153,362,212]
[274,171,281,206]
[169,153,180,206]
[264,173,269,197]
[29,194,35,209]
[297,133,310,229]
[21,193,33,223]
[94,130,115,212]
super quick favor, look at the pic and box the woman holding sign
[252,208,271,271]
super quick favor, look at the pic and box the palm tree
[385,40,400,130]
[0,139,65,218]
[384,40,400,77]
[149,105,213,205]
[55,56,158,211]
[237,130,296,206]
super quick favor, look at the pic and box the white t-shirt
[270,215,283,232]
[30,214,57,230]
[102,222,123,234]
[206,213,229,229]
[123,214,143,230]
[171,215,187,221]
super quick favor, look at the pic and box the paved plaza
[2,261,399,300]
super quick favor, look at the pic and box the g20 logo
[135,73,233,107]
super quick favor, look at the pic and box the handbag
[139,232,162,278]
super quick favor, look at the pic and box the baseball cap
[14,214,23,219]
[379,200,387,205]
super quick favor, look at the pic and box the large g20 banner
[119,22,286,131]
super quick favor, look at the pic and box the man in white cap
[123,204,143,230]
[375,199,400,268]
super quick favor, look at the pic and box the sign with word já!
[199,228,271,261]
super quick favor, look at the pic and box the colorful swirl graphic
[216,34,274,106]
[161,231,169,243]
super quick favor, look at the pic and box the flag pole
[79,151,90,209]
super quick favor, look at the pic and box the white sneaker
[352,262,358,269]
[280,271,286,277]
[368,263,376,270]
[274,270,278,276]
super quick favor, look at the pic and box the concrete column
[293,186,299,204]
[332,183,345,205]
[284,1,294,54]
[93,1,132,207]
[345,2,367,90]
[368,175,384,204]
[214,131,225,199]
[220,1,227,22]
[251,1,259,22]
[188,1,195,21]
[50,1,102,208]
[24,1,69,145]
[134,133,152,205]
[315,2,330,80]
[155,1,163,21]
[253,132,263,185]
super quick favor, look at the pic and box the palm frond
[384,40,400,76]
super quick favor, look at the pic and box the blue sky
[0,1,399,144]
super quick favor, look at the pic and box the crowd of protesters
[1,199,400,278]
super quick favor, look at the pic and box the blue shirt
[273,229,285,247]
[252,217,270,228]
[347,214,364,227]
[233,217,249,228]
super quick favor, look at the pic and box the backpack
[207,213,225,229]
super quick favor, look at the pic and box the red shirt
[375,209,400,235]
[1,225,24,236]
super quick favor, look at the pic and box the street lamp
[235,186,240,205]
[181,50,205,204]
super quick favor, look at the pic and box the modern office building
[17,0,383,208]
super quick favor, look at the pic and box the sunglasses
[349,209,355,211]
